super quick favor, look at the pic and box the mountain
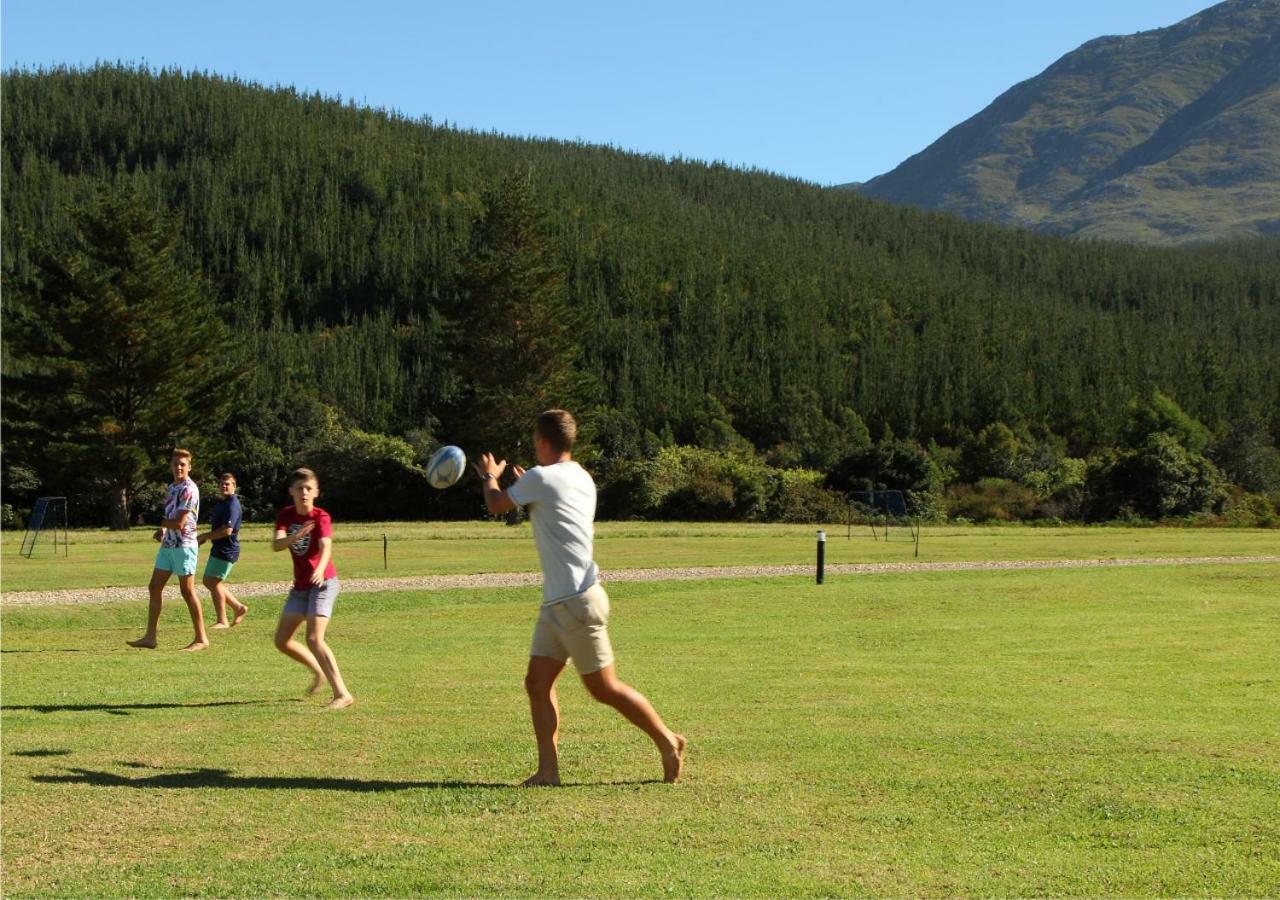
[857,0,1280,244]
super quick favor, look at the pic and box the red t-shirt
[275,506,337,590]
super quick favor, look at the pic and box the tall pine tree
[5,190,243,528]
[447,166,595,458]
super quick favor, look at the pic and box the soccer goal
[19,496,69,558]
[848,490,919,557]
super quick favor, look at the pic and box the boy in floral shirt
[128,448,209,651]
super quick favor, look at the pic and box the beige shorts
[530,583,615,675]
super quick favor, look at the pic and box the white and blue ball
[426,445,467,489]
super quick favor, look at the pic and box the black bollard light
[816,529,826,584]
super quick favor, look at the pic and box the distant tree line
[3,65,1278,528]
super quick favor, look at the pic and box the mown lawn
[3,562,1278,896]
[3,520,1277,591]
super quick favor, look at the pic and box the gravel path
[4,555,1277,607]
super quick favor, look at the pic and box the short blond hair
[534,410,577,455]
[172,448,193,462]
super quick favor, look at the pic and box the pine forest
[3,65,1279,527]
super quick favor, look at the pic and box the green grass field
[4,521,1278,592]
[3,552,1278,895]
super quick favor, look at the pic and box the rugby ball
[426,445,467,489]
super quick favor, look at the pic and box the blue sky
[3,0,1212,185]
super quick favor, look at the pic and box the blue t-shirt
[209,495,243,562]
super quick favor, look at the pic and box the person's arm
[472,453,524,516]
[160,508,191,531]
[200,503,235,545]
[197,526,235,546]
[272,522,314,552]
[163,485,198,532]
[309,536,333,586]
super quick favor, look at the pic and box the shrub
[596,447,846,523]
[658,447,769,521]
[1085,433,1228,521]
[599,446,766,521]
[1211,418,1280,494]
[1123,390,1212,454]
[958,423,1022,482]
[307,416,433,521]
[826,437,944,518]
[1221,489,1280,528]
[946,478,1037,522]
[765,468,849,524]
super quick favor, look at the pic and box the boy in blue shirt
[198,472,248,628]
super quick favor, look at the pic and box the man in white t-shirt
[475,409,686,786]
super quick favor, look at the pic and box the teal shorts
[155,546,198,577]
[204,557,236,581]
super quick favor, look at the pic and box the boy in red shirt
[272,468,354,709]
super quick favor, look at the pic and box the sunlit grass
[3,563,1278,895]
[3,521,1276,592]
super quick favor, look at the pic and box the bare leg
[581,664,686,783]
[205,577,248,628]
[522,655,566,786]
[128,569,169,648]
[227,588,248,626]
[205,575,230,628]
[177,574,209,651]
[274,611,325,694]
[306,616,353,709]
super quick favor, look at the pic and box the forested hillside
[3,65,1278,526]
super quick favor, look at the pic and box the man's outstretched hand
[472,452,508,482]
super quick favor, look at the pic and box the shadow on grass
[4,699,295,716]
[10,748,72,757]
[34,767,511,791]
[34,765,664,790]
[0,648,105,654]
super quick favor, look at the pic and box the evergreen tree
[448,166,594,456]
[1209,416,1280,494]
[5,190,242,528]
[3,66,1279,523]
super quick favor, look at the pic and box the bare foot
[662,734,687,783]
[179,640,210,652]
[325,695,355,710]
[231,605,248,626]
[519,772,561,787]
[212,622,230,630]
[306,673,324,696]
[126,637,157,649]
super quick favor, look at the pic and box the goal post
[19,496,68,559]
[848,490,919,557]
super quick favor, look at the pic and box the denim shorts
[283,578,340,618]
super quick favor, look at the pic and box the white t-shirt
[506,460,600,606]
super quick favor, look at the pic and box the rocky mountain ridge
[856,0,1280,243]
